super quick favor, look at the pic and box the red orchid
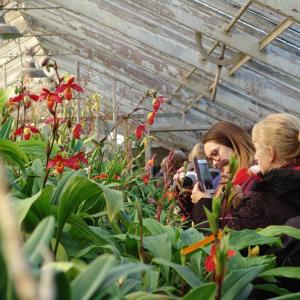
[39,88,62,111]
[94,173,109,180]
[204,244,236,273]
[135,124,146,140]
[56,77,83,100]
[147,112,156,125]
[152,96,165,112]
[66,152,88,170]
[142,174,150,185]
[14,125,40,140]
[47,154,68,174]
[72,124,82,139]
[9,91,39,109]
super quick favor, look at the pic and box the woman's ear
[268,146,276,163]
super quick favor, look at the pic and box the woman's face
[204,141,234,168]
[254,141,273,174]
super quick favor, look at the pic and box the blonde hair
[252,113,300,161]
[188,143,205,162]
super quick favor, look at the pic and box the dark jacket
[229,167,300,231]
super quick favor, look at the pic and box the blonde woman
[229,113,300,231]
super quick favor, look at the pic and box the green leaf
[254,284,290,296]
[258,225,300,240]
[222,265,265,300]
[143,233,171,280]
[143,219,168,235]
[152,258,202,288]
[71,254,117,300]
[260,267,300,280]
[99,183,123,222]
[183,282,216,300]
[17,140,59,160]
[126,292,176,300]
[22,216,55,266]
[55,173,101,245]
[11,190,42,228]
[230,229,281,250]
[266,293,300,300]
[0,117,13,139]
[0,139,27,171]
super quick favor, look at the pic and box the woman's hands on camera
[191,182,212,204]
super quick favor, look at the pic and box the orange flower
[163,191,176,202]
[94,173,109,180]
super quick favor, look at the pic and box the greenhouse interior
[0,0,300,299]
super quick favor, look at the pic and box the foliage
[0,62,300,300]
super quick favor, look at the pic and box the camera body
[181,160,220,193]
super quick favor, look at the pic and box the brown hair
[202,121,255,168]
[252,113,300,162]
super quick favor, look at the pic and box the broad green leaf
[71,254,117,300]
[11,190,42,228]
[0,117,13,139]
[17,140,58,160]
[0,139,27,171]
[56,174,101,245]
[23,216,55,266]
[143,218,168,235]
[101,263,152,290]
[183,282,216,300]
[180,228,204,247]
[259,225,300,240]
[51,171,78,205]
[222,265,266,300]
[152,258,202,288]
[144,270,160,291]
[267,293,300,300]
[260,267,300,279]
[0,87,12,110]
[230,229,280,250]
[143,233,171,280]
[254,284,290,296]
[126,292,176,300]
[99,183,123,222]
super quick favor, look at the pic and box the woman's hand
[191,182,212,204]
[173,167,185,189]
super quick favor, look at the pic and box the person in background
[191,121,259,226]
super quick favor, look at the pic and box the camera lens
[182,177,194,189]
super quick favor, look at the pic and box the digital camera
[181,159,220,193]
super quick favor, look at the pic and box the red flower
[147,112,156,125]
[163,191,176,202]
[39,88,62,111]
[14,125,40,140]
[142,174,150,185]
[204,245,236,273]
[9,91,39,109]
[94,173,109,180]
[135,124,146,140]
[152,96,165,112]
[66,152,88,170]
[72,124,82,139]
[47,154,68,174]
[56,77,83,101]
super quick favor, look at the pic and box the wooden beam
[229,54,251,76]
[259,17,294,50]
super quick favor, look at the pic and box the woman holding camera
[190,121,259,226]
